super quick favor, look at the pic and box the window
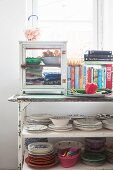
[26,0,101,58]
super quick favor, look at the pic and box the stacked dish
[48,124,73,132]
[102,118,113,130]
[96,113,112,120]
[58,147,80,168]
[48,116,73,132]
[81,152,106,166]
[26,114,52,126]
[55,141,82,167]
[25,142,58,168]
[24,124,48,133]
[73,118,102,131]
[105,142,113,163]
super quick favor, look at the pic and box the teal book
[75,65,80,89]
[97,68,102,89]
[83,65,86,88]
[67,66,71,90]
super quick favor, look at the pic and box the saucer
[48,124,73,132]
[48,124,72,130]
[29,114,53,120]
[25,125,48,132]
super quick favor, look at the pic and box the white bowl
[50,116,70,127]
[42,56,61,65]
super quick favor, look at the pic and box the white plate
[102,118,113,125]
[28,142,53,154]
[29,114,53,120]
[48,123,72,130]
[103,124,113,130]
[48,127,73,132]
[76,126,102,131]
[74,124,102,128]
[25,125,48,131]
[73,119,101,126]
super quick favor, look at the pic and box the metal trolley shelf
[8,94,113,170]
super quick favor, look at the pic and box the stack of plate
[73,118,102,131]
[25,142,58,168]
[24,124,48,133]
[102,118,113,130]
[105,142,113,163]
[26,114,52,126]
[81,152,106,166]
[48,123,73,132]
[96,114,112,120]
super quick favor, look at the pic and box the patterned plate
[102,118,113,125]
[25,125,48,131]
[25,156,58,168]
[28,142,53,154]
[74,119,101,126]
[48,124,73,130]
[29,114,53,120]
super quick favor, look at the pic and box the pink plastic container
[58,152,80,168]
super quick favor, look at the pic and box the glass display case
[20,41,67,94]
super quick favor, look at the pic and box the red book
[106,64,112,89]
[87,67,91,83]
[71,66,75,89]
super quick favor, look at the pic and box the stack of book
[84,51,113,90]
[67,53,113,91]
[84,64,112,90]
[67,58,84,91]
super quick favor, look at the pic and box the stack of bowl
[55,140,82,168]
[81,152,106,166]
[48,116,73,132]
[81,138,106,166]
[105,142,113,163]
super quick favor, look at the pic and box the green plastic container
[26,57,42,65]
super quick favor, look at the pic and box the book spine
[87,67,91,83]
[83,65,87,88]
[97,68,102,89]
[93,68,98,84]
[87,50,112,55]
[84,61,113,65]
[79,65,83,89]
[70,66,75,89]
[106,64,112,89]
[67,66,71,90]
[90,67,94,83]
[84,54,113,61]
[112,65,113,91]
[75,65,79,89]
[102,66,106,88]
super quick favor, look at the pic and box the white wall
[0,0,26,169]
[0,0,113,169]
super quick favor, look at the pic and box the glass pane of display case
[25,48,61,86]
[20,41,67,94]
